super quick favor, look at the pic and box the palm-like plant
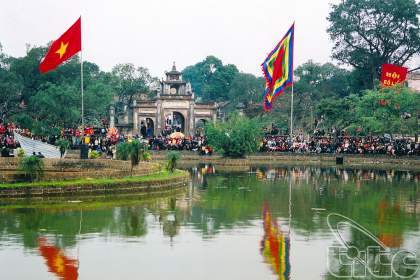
[128,140,145,176]
[166,151,181,173]
[19,155,44,182]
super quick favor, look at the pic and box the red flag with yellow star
[39,17,81,73]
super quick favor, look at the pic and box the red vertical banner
[380,64,408,87]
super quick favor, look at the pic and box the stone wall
[0,175,189,198]
[0,158,161,183]
[150,151,420,171]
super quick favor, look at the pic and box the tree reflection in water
[0,165,418,280]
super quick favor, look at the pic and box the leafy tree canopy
[111,63,157,109]
[327,0,420,89]
[0,44,157,134]
[182,55,239,101]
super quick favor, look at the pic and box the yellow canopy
[169,132,185,139]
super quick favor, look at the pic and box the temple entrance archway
[146,118,154,137]
[172,112,185,133]
[195,119,207,136]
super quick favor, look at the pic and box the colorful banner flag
[39,17,81,73]
[380,64,408,87]
[261,24,294,111]
[261,203,291,280]
[38,237,79,280]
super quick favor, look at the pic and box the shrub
[117,140,146,175]
[19,155,44,182]
[142,151,152,161]
[205,113,265,158]
[116,143,129,160]
[89,150,102,159]
[16,148,25,158]
[166,151,181,173]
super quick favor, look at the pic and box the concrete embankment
[0,170,189,198]
[0,158,160,183]
[151,151,420,171]
[0,158,189,199]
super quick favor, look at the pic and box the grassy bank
[0,170,188,189]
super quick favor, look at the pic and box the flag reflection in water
[38,237,78,280]
[261,203,291,280]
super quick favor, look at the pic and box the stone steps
[65,149,80,159]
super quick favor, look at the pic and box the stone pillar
[156,100,162,136]
[133,111,139,135]
[189,102,195,136]
[109,105,115,128]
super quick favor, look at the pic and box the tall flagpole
[290,22,295,138]
[290,84,294,137]
[81,50,84,128]
[80,16,84,129]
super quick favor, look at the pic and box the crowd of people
[148,136,213,155]
[261,135,420,156]
[0,123,19,156]
[1,121,420,157]
[1,122,213,158]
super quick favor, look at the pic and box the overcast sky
[0,0,417,78]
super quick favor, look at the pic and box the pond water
[0,165,419,280]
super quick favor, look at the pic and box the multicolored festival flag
[39,17,81,73]
[261,203,291,280]
[261,24,294,111]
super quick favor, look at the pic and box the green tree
[84,73,114,125]
[111,63,156,110]
[2,44,113,131]
[315,96,357,129]
[0,44,23,120]
[327,0,420,89]
[293,61,353,131]
[28,83,80,135]
[228,73,265,105]
[352,86,420,135]
[294,61,352,99]
[314,86,420,136]
[205,114,265,158]
[182,56,239,101]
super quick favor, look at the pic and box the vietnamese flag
[39,17,81,73]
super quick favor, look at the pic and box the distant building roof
[166,62,181,76]
[408,72,420,92]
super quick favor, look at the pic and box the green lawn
[0,170,188,189]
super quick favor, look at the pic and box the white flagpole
[290,84,294,137]
[80,16,84,129]
[81,50,84,128]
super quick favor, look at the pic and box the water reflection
[0,165,418,280]
[261,203,291,280]
[38,237,78,280]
